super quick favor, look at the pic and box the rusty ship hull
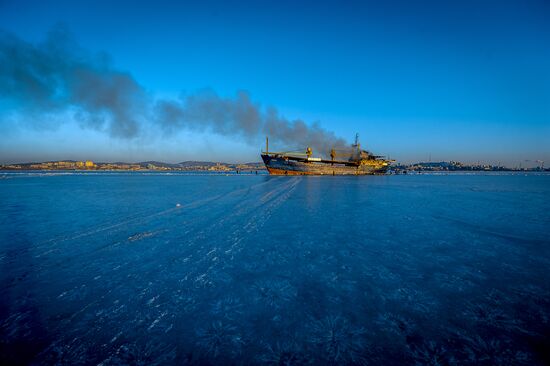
[261,154,389,175]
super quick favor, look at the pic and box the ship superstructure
[261,134,392,175]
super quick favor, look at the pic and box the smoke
[0,25,147,138]
[155,91,346,153]
[0,26,346,154]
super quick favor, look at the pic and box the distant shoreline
[1,170,548,176]
[1,160,547,173]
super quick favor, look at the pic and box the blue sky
[0,0,549,165]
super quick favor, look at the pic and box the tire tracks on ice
[181,177,301,289]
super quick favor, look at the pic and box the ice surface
[0,172,549,364]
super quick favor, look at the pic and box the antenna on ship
[265,136,269,154]
[352,133,362,156]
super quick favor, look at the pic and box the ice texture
[1,172,549,364]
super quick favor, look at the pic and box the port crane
[524,159,545,170]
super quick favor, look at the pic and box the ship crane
[264,137,313,157]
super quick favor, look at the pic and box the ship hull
[261,154,388,175]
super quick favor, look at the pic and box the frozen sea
[1,172,549,365]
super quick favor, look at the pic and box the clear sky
[0,0,549,166]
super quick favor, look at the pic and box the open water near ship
[1,172,549,365]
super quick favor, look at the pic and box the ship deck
[262,152,360,166]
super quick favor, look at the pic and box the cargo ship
[261,134,392,175]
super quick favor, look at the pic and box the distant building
[57,161,75,169]
[85,160,95,168]
[208,163,231,171]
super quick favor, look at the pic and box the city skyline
[1,0,549,166]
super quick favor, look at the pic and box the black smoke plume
[0,26,346,154]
